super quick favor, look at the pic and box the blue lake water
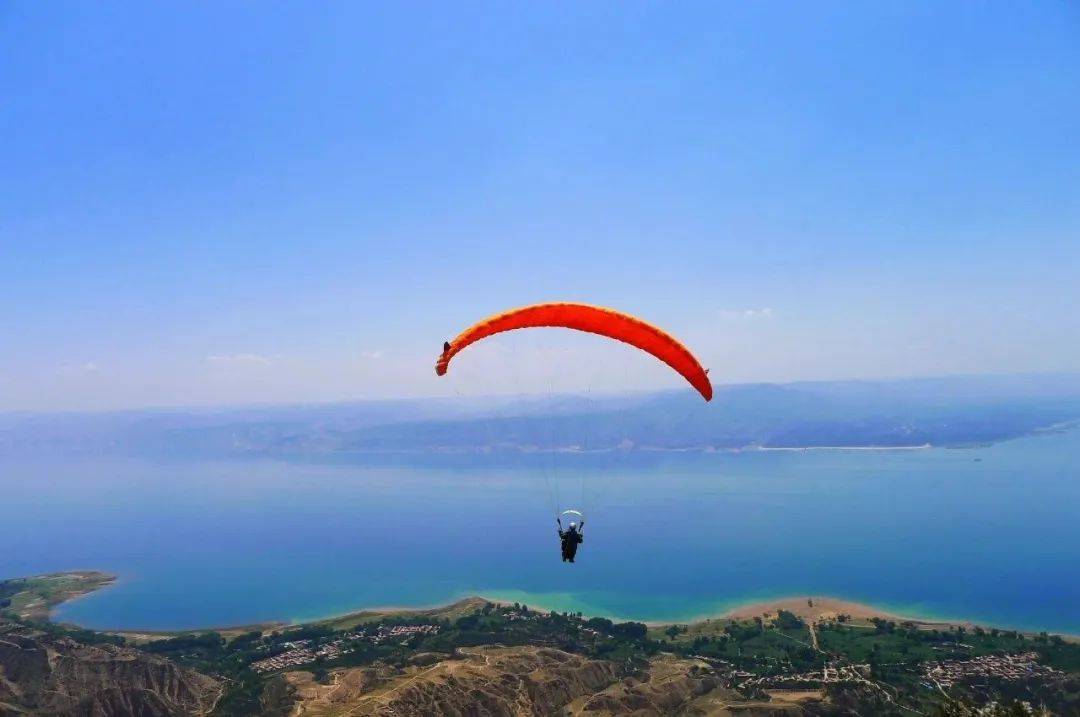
[2,429,1079,633]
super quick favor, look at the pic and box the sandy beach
[714,595,1080,641]
[723,595,906,622]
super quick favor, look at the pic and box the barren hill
[0,624,222,716]
[269,645,807,716]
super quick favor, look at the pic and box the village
[250,624,442,674]
[735,662,874,691]
[924,651,1061,690]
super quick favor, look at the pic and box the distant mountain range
[4,374,1080,458]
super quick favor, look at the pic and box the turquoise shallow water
[3,429,1078,632]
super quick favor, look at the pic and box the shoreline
[478,591,1080,642]
[343,442,942,456]
[748,444,932,452]
[12,573,1077,641]
[324,593,1080,642]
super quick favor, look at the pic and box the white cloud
[206,353,273,367]
[719,307,774,320]
[57,361,102,377]
[359,350,384,360]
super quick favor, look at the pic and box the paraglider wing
[436,303,713,401]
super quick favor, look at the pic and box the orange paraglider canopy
[435,302,712,401]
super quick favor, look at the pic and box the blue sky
[2,2,1078,410]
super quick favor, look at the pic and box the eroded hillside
[0,623,222,716]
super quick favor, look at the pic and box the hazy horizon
[2,370,1080,417]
